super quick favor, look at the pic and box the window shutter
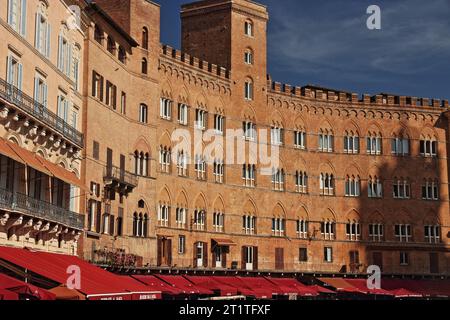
[253,247,258,270]
[7,0,14,26]
[20,0,27,37]
[33,76,39,101]
[17,63,23,90]
[203,242,208,268]
[157,238,162,266]
[45,23,51,57]
[67,44,73,76]
[241,247,246,270]
[57,35,63,70]
[193,242,198,268]
[42,83,47,108]
[6,56,12,84]
[96,201,101,233]
[167,239,172,266]
[35,13,41,50]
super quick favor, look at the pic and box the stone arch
[175,189,189,208]
[272,202,286,218]
[158,186,172,206]
[243,198,257,215]
[193,193,207,211]
[161,80,174,99]
[212,195,225,213]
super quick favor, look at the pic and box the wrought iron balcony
[104,166,138,194]
[0,188,84,230]
[0,77,84,147]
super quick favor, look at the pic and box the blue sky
[153,0,450,99]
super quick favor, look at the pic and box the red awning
[0,273,56,300]
[381,279,450,298]
[309,285,336,295]
[345,279,394,296]
[132,275,182,295]
[0,288,19,300]
[211,276,268,298]
[0,138,25,164]
[156,275,214,295]
[265,277,318,297]
[5,140,52,176]
[319,278,367,294]
[35,155,86,189]
[184,276,239,297]
[0,246,161,300]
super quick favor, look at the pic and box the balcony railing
[0,188,84,230]
[104,166,138,188]
[0,77,84,147]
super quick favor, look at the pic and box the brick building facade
[1,0,449,276]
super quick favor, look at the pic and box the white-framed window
[33,73,47,107]
[320,173,334,196]
[422,179,439,200]
[193,210,206,231]
[367,133,382,155]
[244,80,253,100]
[195,109,208,130]
[57,93,69,122]
[159,146,171,173]
[244,49,253,64]
[178,235,186,254]
[319,130,334,152]
[346,222,361,241]
[391,136,410,156]
[71,105,79,130]
[157,204,170,227]
[295,171,308,194]
[344,132,360,154]
[178,103,188,125]
[8,0,27,36]
[271,218,285,237]
[243,121,256,141]
[58,33,72,76]
[297,220,308,239]
[242,215,256,235]
[321,221,335,240]
[400,252,409,266]
[244,20,253,37]
[92,71,103,100]
[35,7,51,57]
[345,175,360,197]
[324,247,333,263]
[213,212,224,233]
[194,155,207,181]
[160,98,172,120]
[395,224,412,242]
[424,225,440,244]
[242,164,256,187]
[271,168,285,191]
[134,151,149,177]
[139,104,148,123]
[105,81,117,109]
[393,178,410,199]
[175,207,186,229]
[294,130,306,149]
[271,126,284,146]
[177,150,188,177]
[213,160,224,184]
[73,55,80,91]
[6,54,23,89]
[420,138,437,157]
[369,223,384,242]
[368,176,383,198]
[214,114,225,134]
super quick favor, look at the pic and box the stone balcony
[0,187,84,231]
[103,166,138,195]
[0,77,84,151]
